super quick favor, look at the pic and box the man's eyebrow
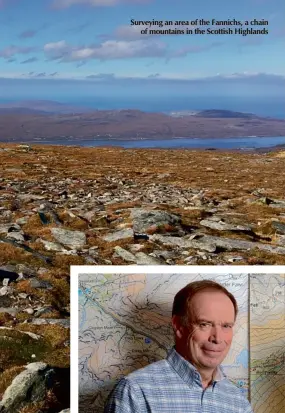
[195,318,212,323]
[195,318,235,325]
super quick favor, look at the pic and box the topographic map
[250,274,285,413]
[79,273,253,412]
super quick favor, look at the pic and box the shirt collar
[166,347,226,388]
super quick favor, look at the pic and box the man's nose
[209,326,223,343]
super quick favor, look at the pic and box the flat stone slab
[113,246,136,262]
[200,219,251,232]
[135,252,164,265]
[200,235,285,255]
[131,208,181,234]
[150,234,216,253]
[31,318,70,328]
[51,228,86,249]
[102,228,133,242]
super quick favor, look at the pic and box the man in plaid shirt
[104,280,253,413]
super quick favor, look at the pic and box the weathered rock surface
[51,228,86,249]
[103,228,133,242]
[0,363,54,413]
[131,208,182,235]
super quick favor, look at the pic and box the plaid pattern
[104,347,253,413]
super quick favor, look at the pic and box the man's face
[173,289,235,371]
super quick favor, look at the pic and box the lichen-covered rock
[0,363,55,413]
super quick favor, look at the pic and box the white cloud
[44,40,72,60]
[0,45,36,59]
[44,39,167,61]
[43,37,224,63]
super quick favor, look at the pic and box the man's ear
[172,315,184,339]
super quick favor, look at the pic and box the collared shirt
[104,347,253,413]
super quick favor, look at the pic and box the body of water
[28,136,285,150]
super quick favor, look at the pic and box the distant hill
[0,107,285,141]
[0,107,50,115]
[0,100,93,114]
[194,109,258,119]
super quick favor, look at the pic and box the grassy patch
[0,329,52,371]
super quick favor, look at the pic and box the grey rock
[200,235,285,255]
[84,256,98,264]
[0,286,13,296]
[102,228,133,242]
[88,246,99,257]
[16,264,37,277]
[150,234,216,253]
[226,256,245,263]
[15,216,29,225]
[24,308,34,315]
[51,228,86,248]
[40,239,68,252]
[34,306,56,318]
[0,362,54,413]
[0,223,21,234]
[152,249,178,261]
[31,318,70,328]
[18,194,46,202]
[113,246,136,262]
[131,208,181,234]
[6,232,25,242]
[0,307,18,316]
[0,327,41,340]
[135,252,164,265]
[18,293,28,299]
[59,409,70,413]
[200,219,251,232]
[129,244,145,253]
[30,279,53,290]
[269,203,285,209]
[256,196,273,205]
[272,221,285,234]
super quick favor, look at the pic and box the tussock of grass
[0,313,14,326]
[18,402,45,413]
[52,254,85,272]
[0,243,40,267]
[18,324,69,349]
[22,215,56,240]
[0,366,25,397]
[0,329,52,370]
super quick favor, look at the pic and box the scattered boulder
[200,218,252,232]
[272,221,285,234]
[113,246,136,263]
[0,362,55,413]
[102,228,133,242]
[51,228,86,249]
[131,208,182,235]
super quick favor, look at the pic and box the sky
[0,0,284,109]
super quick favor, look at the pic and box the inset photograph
[74,268,285,413]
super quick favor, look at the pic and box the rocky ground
[1,143,285,409]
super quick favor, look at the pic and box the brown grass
[0,366,25,398]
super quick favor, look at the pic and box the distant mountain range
[167,109,259,119]
[0,100,93,114]
[0,100,285,141]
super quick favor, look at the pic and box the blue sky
[0,0,284,106]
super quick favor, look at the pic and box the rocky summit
[1,143,285,409]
